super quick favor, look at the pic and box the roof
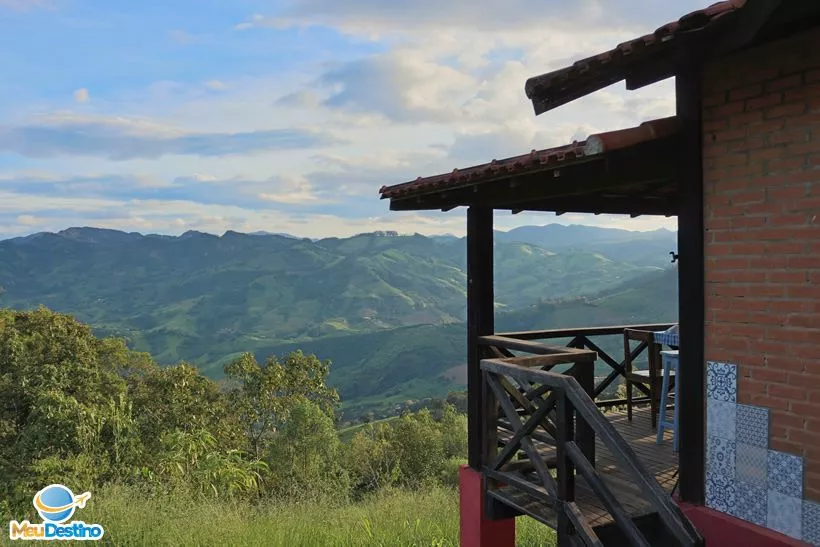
[524,0,749,115]
[379,117,681,217]
[380,116,678,200]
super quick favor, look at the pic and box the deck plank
[491,405,678,530]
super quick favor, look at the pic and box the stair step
[593,513,678,546]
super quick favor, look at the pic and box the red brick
[791,401,820,419]
[772,410,806,430]
[767,102,808,119]
[703,92,727,107]
[767,157,807,173]
[747,92,782,110]
[788,428,820,449]
[730,84,762,101]
[750,367,788,383]
[770,437,804,454]
[768,185,808,201]
[768,271,807,284]
[766,74,804,92]
[785,83,820,102]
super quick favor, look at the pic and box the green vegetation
[0,485,555,546]
[1,308,557,545]
[0,226,678,420]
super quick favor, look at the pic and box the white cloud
[0,112,341,160]
[1,1,694,239]
[73,88,89,104]
[204,80,227,91]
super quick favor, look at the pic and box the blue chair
[657,350,679,451]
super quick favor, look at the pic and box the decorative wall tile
[768,450,804,498]
[768,490,802,540]
[707,398,736,440]
[736,404,769,448]
[706,472,736,514]
[736,443,767,487]
[803,500,820,546]
[707,361,737,402]
[731,481,767,527]
[707,436,736,483]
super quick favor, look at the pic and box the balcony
[477,324,695,545]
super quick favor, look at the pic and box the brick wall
[702,27,820,500]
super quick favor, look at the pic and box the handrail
[481,358,702,547]
[497,324,675,341]
[483,323,676,408]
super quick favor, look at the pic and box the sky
[0,0,705,239]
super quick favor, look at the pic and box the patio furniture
[623,328,663,427]
[657,350,680,451]
[624,325,679,428]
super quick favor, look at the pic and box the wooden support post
[555,390,575,547]
[676,67,706,505]
[467,207,494,470]
[573,359,596,468]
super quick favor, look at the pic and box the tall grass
[2,485,555,546]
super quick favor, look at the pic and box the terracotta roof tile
[525,1,748,114]
[379,116,679,200]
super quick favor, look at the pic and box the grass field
[2,485,556,546]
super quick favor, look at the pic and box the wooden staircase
[480,356,703,547]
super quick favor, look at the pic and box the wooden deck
[490,404,678,529]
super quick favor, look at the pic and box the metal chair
[657,350,679,451]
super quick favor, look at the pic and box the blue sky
[0,0,705,239]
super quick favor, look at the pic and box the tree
[224,351,338,458]
[0,308,136,506]
[265,400,346,498]
[129,362,242,461]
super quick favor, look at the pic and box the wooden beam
[499,195,678,216]
[388,136,679,213]
[676,65,705,505]
[467,207,494,470]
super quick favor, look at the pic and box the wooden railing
[489,323,675,408]
[481,357,702,547]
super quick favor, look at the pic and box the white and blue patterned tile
[707,435,736,483]
[707,398,736,440]
[707,361,737,402]
[803,499,820,546]
[730,481,767,527]
[706,470,736,514]
[768,450,804,498]
[736,442,768,487]
[736,404,769,448]
[768,490,802,540]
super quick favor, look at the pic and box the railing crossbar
[490,379,555,472]
[481,358,701,547]
[486,373,558,496]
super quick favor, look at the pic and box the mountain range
[0,224,679,417]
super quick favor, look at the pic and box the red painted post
[459,465,515,547]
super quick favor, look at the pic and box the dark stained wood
[497,324,675,341]
[676,67,706,506]
[493,406,679,529]
[467,207,494,470]
[498,195,678,217]
[555,390,574,546]
[567,441,648,547]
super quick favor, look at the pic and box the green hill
[262,268,679,418]
[0,225,678,417]
[0,227,659,365]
